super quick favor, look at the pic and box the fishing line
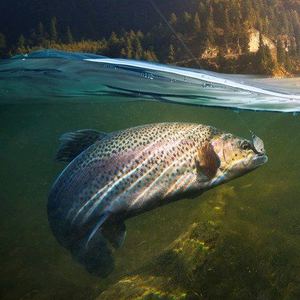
[148,0,255,136]
[234,112,267,155]
[148,0,203,69]
[234,111,251,132]
[234,111,257,139]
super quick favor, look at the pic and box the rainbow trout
[47,122,267,277]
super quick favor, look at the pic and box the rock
[248,28,277,60]
[96,222,220,300]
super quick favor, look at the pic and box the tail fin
[70,232,114,278]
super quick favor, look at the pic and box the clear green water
[1,101,300,299]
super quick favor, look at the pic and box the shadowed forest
[1,0,300,75]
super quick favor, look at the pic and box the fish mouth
[250,154,268,168]
[242,153,268,168]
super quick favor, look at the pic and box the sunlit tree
[169,13,178,25]
[168,44,175,63]
[193,12,201,33]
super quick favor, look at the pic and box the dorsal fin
[54,129,107,162]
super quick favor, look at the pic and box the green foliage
[2,0,300,74]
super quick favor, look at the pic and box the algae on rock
[96,222,220,300]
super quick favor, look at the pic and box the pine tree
[257,19,263,34]
[223,9,231,45]
[285,51,292,71]
[280,11,289,35]
[256,33,275,74]
[242,0,256,27]
[66,26,73,44]
[120,47,126,58]
[290,10,300,58]
[169,13,178,25]
[205,7,215,46]
[143,49,158,62]
[198,2,206,19]
[290,39,297,58]
[193,12,201,33]
[183,12,191,24]
[133,38,143,59]
[263,16,270,36]
[267,7,276,37]
[0,32,6,57]
[37,22,46,45]
[51,17,58,43]
[28,29,37,46]
[240,23,250,54]
[108,32,121,57]
[17,34,25,48]
[168,44,175,63]
[125,37,133,59]
[136,31,144,40]
[276,40,285,65]
[129,30,136,40]
[235,17,244,53]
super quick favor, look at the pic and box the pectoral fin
[197,141,220,179]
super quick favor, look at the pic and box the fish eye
[240,141,251,150]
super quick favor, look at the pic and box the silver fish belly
[47,122,267,277]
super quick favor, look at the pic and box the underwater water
[1,51,300,300]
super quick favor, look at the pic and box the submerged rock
[95,184,300,300]
[96,222,220,300]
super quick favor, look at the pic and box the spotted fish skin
[48,122,267,277]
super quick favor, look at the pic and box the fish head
[209,133,268,184]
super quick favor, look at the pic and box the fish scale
[48,122,267,277]
[49,123,216,245]
[77,124,211,213]
[98,124,209,210]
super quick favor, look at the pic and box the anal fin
[86,214,127,250]
[102,221,127,249]
[85,213,110,249]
